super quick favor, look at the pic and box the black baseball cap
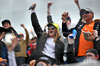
[2,19,11,26]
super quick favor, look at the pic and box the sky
[0,0,100,39]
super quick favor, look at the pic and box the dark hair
[31,37,37,40]
[35,57,51,66]
[86,49,99,56]
[2,19,11,26]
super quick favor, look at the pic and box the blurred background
[0,0,100,38]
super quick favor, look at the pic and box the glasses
[82,11,90,15]
[48,26,55,30]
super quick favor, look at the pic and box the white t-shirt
[42,38,55,59]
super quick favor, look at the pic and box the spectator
[28,3,64,65]
[66,33,99,63]
[2,19,18,37]
[47,2,68,54]
[1,19,20,52]
[15,24,29,66]
[27,37,37,57]
[62,8,100,62]
[0,20,21,60]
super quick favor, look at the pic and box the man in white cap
[62,8,100,62]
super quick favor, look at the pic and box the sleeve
[66,44,77,63]
[14,43,21,52]
[47,15,53,23]
[24,28,29,45]
[0,41,2,57]
[31,12,43,38]
[93,36,100,50]
[62,22,80,37]
[62,23,73,37]
[93,22,100,50]
[8,51,17,66]
[8,27,18,37]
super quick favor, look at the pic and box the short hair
[2,19,11,26]
[86,49,99,56]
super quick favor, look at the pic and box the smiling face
[82,11,94,22]
[48,26,56,38]
[3,22,11,29]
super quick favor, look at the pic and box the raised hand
[62,12,69,23]
[21,24,25,29]
[74,0,81,10]
[30,60,36,66]
[29,3,36,10]
[0,32,5,40]
[68,34,76,44]
[74,0,79,5]
[48,2,53,8]
[47,2,53,14]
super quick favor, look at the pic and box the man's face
[48,26,56,37]
[19,36,24,40]
[82,11,94,21]
[3,22,11,29]
[86,52,98,60]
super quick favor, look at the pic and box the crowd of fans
[0,0,100,66]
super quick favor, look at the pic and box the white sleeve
[8,51,17,66]
[31,9,35,13]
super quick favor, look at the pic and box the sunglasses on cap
[82,11,90,15]
[48,26,55,30]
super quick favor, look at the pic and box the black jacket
[29,13,64,64]
[66,35,100,63]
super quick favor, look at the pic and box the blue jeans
[76,56,86,62]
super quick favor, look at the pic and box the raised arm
[47,2,54,23]
[66,34,77,63]
[21,24,29,44]
[30,3,43,38]
[62,12,73,37]
[74,0,81,11]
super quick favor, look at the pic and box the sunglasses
[82,11,90,15]
[48,26,55,30]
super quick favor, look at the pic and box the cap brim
[80,9,86,14]
[47,23,53,27]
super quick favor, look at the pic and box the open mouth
[50,31,53,33]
